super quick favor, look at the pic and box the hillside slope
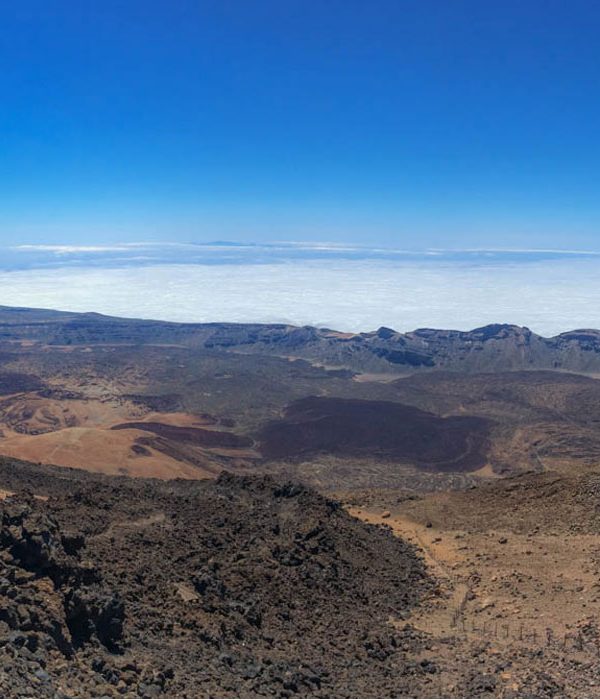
[0,463,431,698]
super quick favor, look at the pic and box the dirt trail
[345,489,600,697]
[348,508,470,635]
[348,504,600,649]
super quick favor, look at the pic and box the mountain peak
[469,323,532,340]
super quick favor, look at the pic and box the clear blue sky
[2,0,600,248]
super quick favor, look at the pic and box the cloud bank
[0,253,599,335]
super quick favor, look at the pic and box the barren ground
[346,471,600,697]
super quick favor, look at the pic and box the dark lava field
[0,459,432,698]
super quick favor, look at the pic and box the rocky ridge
[3,306,600,374]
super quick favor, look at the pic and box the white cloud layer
[0,257,599,335]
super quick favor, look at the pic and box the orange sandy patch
[471,462,501,478]
[0,427,212,480]
[0,395,144,434]
[0,391,246,479]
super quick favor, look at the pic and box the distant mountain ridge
[2,305,600,374]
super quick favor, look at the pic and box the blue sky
[1,0,600,248]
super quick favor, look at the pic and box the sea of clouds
[1,242,600,335]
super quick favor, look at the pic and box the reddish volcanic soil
[0,390,257,480]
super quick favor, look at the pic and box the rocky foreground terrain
[0,459,432,698]
[3,457,600,697]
